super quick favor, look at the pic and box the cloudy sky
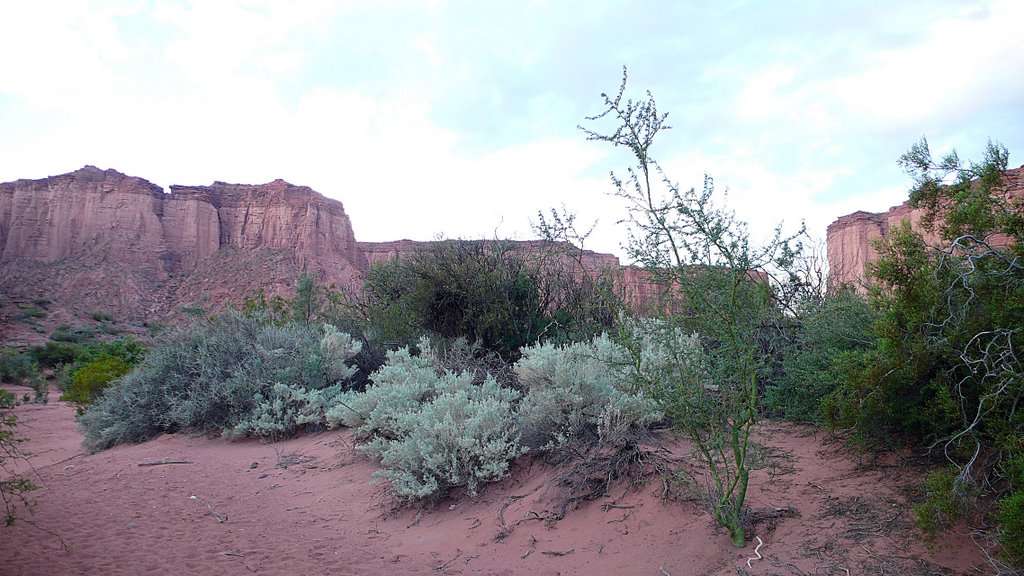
[1,1,1021,261]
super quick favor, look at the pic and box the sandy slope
[1,386,985,576]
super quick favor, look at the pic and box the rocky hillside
[0,166,651,346]
[827,165,1024,288]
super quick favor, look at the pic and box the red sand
[2,385,986,575]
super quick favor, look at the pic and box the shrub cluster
[331,340,524,501]
[58,337,147,407]
[79,313,361,451]
[516,334,660,454]
[0,348,47,404]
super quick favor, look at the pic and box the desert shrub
[579,68,801,546]
[999,492,1024,567]
[766,289,877,423]
[1,389,37,525]
[515,334,660,454]
[832,139,1023,557]
[0,349,46,404]
[50,327,96,343]
[0,349,36,385]
[28,342,82,369]
[360,239,616,363]
[18,306,46,319]
[55,337,146,393]
[80,313,361,451]
[90,311,114,323]
[913,468,966,534]
[63,355,132,407]
[329,339,524,502]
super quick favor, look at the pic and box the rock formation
[827,165,1024,289]
[0,166,668,346]
[0,167,366,343]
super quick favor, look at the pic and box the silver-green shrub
[329,338,524,502]
[80,313,361,451]
[515,334,661,453]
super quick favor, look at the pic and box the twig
[746,535,763,568]
[138,460,194,467]
[659,567,671,576]
[433,549,462,572]
[222,552,244,558]
[207,503,227,523]
[541,549,574,556]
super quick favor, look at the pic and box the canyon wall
[827,165,1024,289]
[0,165,665,345]
[0,167,366,333]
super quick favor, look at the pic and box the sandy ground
[1,385,988,576]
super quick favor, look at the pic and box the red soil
[1,386,987,575]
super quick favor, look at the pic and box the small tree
[581,68,801,547]
[1,389,37,526]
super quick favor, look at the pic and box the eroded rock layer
[827,165,1024,289]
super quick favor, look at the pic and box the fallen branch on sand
[207,504,227,523]
[138,460,194,467]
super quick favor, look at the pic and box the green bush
[913,468,965,534]
[0,349,46,404]
[0,349,36,385]
[998,492,1024,567]
[360,240,616,363]
[834,139,1023,556]
[766,289,877,423]
[329,339,524,502]
[79,314,360,451]
[18,306,46,319]
[55,337,146,393]
[64,355,132,407]
[90,311,114,322]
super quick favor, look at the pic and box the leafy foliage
[358,239,617,362]
[766,289,877,424]
[835,138,1022,566]
[63,355,133,407]
[0,349,37,386]
[1,389,37,526]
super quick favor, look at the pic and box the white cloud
[1,0,1022,265]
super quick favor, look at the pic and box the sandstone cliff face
[827,165,1024,289]
[0,166,168,277]
[0,166,664,346]
[170,179,367,288]
[0,167,367,339]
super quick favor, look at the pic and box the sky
[1,0,1022,262]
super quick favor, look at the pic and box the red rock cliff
[827,165,1024,289]
[0,167,367,332]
